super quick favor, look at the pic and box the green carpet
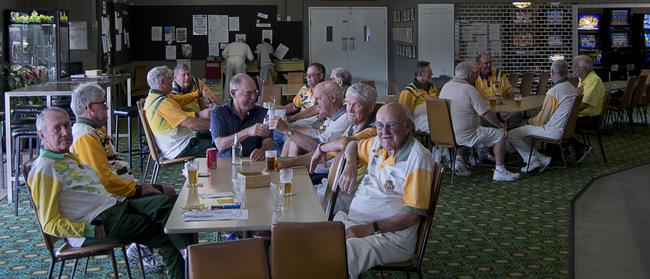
[2,123,650,278]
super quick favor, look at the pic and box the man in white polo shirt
[439,60,520,181]
[334,102,433,278]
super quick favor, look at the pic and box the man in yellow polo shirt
[170,63,223,112]
[144,66,212,159]
[399,61,438,132]
[570,55,606,163]
[475,52,514,99]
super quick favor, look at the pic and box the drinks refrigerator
[5,9,70,81]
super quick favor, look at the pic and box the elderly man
[475,52,514,99]
[255,38,275,84]
[222,38,254,94]
[570,55,606,163]
[334,102,433,278]
[28,107,190,279]
[170,63,223,112]
[144,66,212,159]
[439,61,520,181]
[330,67,353,92]
[399,61,439,132]
[270,81,350,157]
[283,62,326,124]
[509,60,578,172]
[211,73,272,161]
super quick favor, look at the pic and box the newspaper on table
[183,209,248,221]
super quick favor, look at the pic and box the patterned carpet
[1,122,650,278]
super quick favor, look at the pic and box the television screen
[578,14,600,30]
[645,33,650,48]
[646,52,650,64]
[611,9,628,25]
[611,32,629,48]
[644,14,650,29]
[579,34,597,50]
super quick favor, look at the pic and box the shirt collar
[376,137,415,166]
[412,79,432,91]
[225,100,263,118]
[76,117,101,129]
[40,148,66,160]
[172,78,196,94]
[330,107,346,121]
[149,89,166,95]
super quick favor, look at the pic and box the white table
[4,74,131,203]
[164,158,326,234]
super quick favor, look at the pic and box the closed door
[309,7,388,95]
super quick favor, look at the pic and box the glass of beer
[514,93,522,107]
[279,168,294,196]
[265,150,278,172]
[489,96,497,109]
[185,160,198,186]
[183,160,202,210]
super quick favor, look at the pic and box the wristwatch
[317,143,324,153]
[286,125,295,137]
[371,221,382,234]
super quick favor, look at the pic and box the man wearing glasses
[211,73,272,161]
[282,62,326,125]
[144,66,212,159]
[475,52,514,99]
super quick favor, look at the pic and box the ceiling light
[513,2,532,9]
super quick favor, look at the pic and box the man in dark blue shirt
[211,73,272,161]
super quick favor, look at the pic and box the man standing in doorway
[222,38,254,94]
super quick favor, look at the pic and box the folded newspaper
[183,209,248,221]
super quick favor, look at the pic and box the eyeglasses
[305,73,321,79]
[373,120,405,131]
[479,61,492,65]
[89,100,107,107]
[235,89,258,96]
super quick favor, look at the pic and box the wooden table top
[164,158,326,234]
[492,95,545,113]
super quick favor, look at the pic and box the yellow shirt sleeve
[500,73,513,98]
[399,89,417,112]
[349,127,377,141]
[403,168,433,214]
[72,134,136,197]
[156,99,194,128]
[356,138,374,166]
[168,91,200,106]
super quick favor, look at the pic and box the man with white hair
[329,67,353,92]
[170,63,223,112]
[222,38,254,94]
[28,107,190,279]
[439,61,520,181]
[509,60,578,172]
[144,66,212,159]
[335,102,433,278]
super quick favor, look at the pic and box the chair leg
[379,270,385,279]
[136,244,146,279]
[406,271,411,279]
[14,138,21,216]
[120,247,133,279]
[450,148,456,185]
[596,133,606,163]
[109,249,120,279]
[142,156,151,182]
[417,270,424,279]
[127,115,133,168]
[559,144,567,167]
[47,259,56,279]
[527,139,536,173]
[150,164,160,184]
[84,257,89,275]
[58,259,65,279]
[71,258,79,279]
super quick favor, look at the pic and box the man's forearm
[181,117,211,131]
[290,106,318,121]
[287,131,319,152]
[482,111,505,129]
[375,212,421,234]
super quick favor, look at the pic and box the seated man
[283,62,326,125]
[399,61,438,133]
[144,66,212,159]
[475,52,514,98]
[269,81,350,157]
[170,63,223,112]
[211,73,272,161]
[334,103,434,278]
[569,55,606,163]
[439,61,520,181]
[509,60,578,172]
[329,67,353,93]
[28,107,190,279]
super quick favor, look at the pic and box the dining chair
[322,153,346,221]
[519,72,535,96]
[426,98,460,184]
[22,159,136,279]
[360,80,376,90]
[187,238,269,279]
[536,71,549,95]
[508,73,520,90]
[607,76,637,130]
[260,84,282,105]
[287,72,304,85]
[629,75,648,125]
[579,93,611,163]
[370,163,445,279]
[136,100,195,183]
[527,95,583,171]
[271,221,348,279]
[387,79,400,96]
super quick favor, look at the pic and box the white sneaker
[520,155,552,173]
[454,161,472,177]
[493,168,521,181]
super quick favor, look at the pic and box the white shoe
[453,161,472,177]
[493,168,521,181]
[521,155,552,173]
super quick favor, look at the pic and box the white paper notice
[489,24,501,40]
[151,26,162,41]
[262,29,273,43]
[274,43,289,60]
[256,23,271,28]
[208,43,219,56]
[461,26,473,42]
[229,17,240,31]
[217,30,229,43]
[193,15,207,35]
[166,45,176,60]
[102,35,109,53]
[115,33,122,51]
[124,32,130,48]
[176,28,188,43]
[490,40,502,56]
[466,41,477,57]
[115,13,122,33]
[69,21,88,50]
[476,35,487,53]
[235,34,246,42]
[220,43,228,49]
[472,23,487,35]
[164,26,175,43]
[257,12,268,19]
[101,17,110,35]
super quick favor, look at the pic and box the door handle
[342,38,348,51]
[349,37,355,50]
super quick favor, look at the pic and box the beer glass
[271,182,285,212]
[279,168,294,196]
[183,161,202,210]
[489,96,497,109]
[265,150,277,172]
[514,94,523,107]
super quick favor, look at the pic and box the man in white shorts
[439,60,520,181]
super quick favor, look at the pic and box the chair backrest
[412,162,445,270]
[287,72,304,85]
[136,100,163,163]
[645,79,650,105]
[620,76,638,108]
[260,85,282,104]
[593,91,612,132]
[188,238,270,279]
[561,94,584,141]
[508,73,520,88]
[630,75,647,107]
[519,72,534,96]
[536,71,549,95]
[322,153,346,221]
[387,79,400,96]
[22,158,62,259]
[360,80,376,90]
[639,69,650,79]
[426,98,457,148]
[272,221,348,279]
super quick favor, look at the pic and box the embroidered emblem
[384,180,395,191]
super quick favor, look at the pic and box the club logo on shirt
[384,180,395,192]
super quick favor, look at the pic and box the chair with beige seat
[187,238,270,279]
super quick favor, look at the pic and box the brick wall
[454,2,574,89]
